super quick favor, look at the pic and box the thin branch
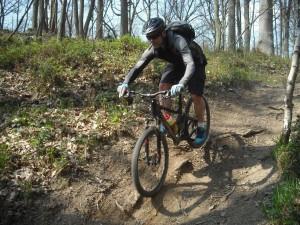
[234,6,271,47]
[7,0,34,40]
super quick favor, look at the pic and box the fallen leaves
[0,105,123,199]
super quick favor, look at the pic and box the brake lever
[162,90,172,99]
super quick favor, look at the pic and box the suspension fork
[143,130,162,166]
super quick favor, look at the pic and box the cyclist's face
[147,32,164,48]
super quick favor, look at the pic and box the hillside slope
[0,37,297,225]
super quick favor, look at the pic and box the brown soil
[2,81,300,225]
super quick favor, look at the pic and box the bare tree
[236,0,242,49]
[0,0,3,29]
[257,0,274,55]
[282,24,300,143]
[32,0,39,30]
[0,0,20,30]
[8,0,34,39]
[96,0,104,38]
[36,0,44,36]
[120,0,128,36]
[44,0,49,32]
[221,0,227,49]
[84,0,95,37]
[227,0,236,50]
[49,0,57,33]
[251,0,256,49]
[278,1,300,142]
[73,0,79,36]
[244,0,250,51]
[128,0,142,35]
[66,0,73,37]
[142,0,154,21]
[214,0,221,50]
[274,1,279,55]
[281,0,292,57]
[16,0,20,25]
[79,0,84,37]
[57,0,67,40]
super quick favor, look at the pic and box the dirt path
[118,83,285,225]
[2,82,300,225]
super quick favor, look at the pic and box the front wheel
[185,96,210,148]
[131,126,169,197]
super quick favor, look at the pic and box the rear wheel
[185,96,210,148]
[131,126,169,197]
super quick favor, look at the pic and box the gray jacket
[124,31,206,86]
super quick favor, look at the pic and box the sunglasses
[146,32,161,40]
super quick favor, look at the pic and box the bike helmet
[143,17,165,38]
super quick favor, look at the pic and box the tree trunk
[37,0,44,36]
[96,0,104,39]
[49,0,57,33]
[57,0,68,40]
[214,0,221,50]
[244,0,250,51]
[236,0,242,49]
[32,0,39,30]
[84,0,95,37]
[227,0,236,50]
[0,1,3,29]
[282,26,300,144]
[257,0,274,55]
[279,0,283,56]
[24,5,30,32]
[251,0,256,49]
[221,0,226,49]
[44,0,49,33]
[73,0,79,36]
[128,0,140,35]
[79,0,84,37]
[120,0,129,36]
[67,0,73,37]
[282,0,292,58]
[0,0,3,29]
[16,0,20,25]
[296,0,300,27]
[274,5,279,55]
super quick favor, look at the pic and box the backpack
[166,21,195,43]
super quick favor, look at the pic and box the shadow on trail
[0,191,130,225]
[150,131,278,224]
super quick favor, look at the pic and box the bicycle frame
[130,90,210,197]
[147,93,185,145]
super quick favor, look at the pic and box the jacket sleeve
[124,46,155,84]
[173,35,195,86]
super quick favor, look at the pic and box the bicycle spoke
[132,128,168,196]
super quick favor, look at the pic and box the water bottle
[163,113,178,134]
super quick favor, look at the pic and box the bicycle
[126,90,210,197]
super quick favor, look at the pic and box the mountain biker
[117,17,207,145]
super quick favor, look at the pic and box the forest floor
[1,72,300,225]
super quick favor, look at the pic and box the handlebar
[127,90,171,98]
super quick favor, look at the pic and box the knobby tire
[131,126,169,197]
[185,96,210,148]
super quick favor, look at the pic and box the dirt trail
[2,82,300,225]
[120,83,284,225]
[109,82,299,225]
